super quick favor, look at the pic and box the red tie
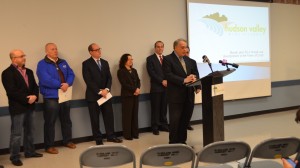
[159,55,163,64]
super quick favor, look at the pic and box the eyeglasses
[13,55,26,58]
[92,48,102,52]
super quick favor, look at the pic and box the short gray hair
[173,38,187,49]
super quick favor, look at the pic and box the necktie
[159,55,163,64]
[97,59,102,70]
[179,57,187,73]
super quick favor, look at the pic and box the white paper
[211,84,225,97]
[58,86,73,103]
[97,92,112,106]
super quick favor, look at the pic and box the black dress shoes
[25,152,43,158]
[96,140,104,145]
[124,137,133,140]
[0,165,4,168]
[107,137,123,143]
[153,129,159,135]
[133,136,139,139]
[187,125,194,130]
[11,159,23,166]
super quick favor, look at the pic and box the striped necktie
[179,57,187,73]
[97,59,102,70]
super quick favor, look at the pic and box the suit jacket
[82,57,112,102]
[1,64,39,115]
[146,54,166,93]
[162,52,197,103]
[187,57,201,90]
[117,68,140,97]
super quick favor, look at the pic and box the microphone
[202,55,211,64]
[202,55,213,72]
[219,59,239,68]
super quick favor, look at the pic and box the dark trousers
[187,104,195,126]
[9,110,35,161]
[168,98,194,144]
[87,100,116,141]
[150,91,168,130]
[43,99,72,149]
[121,96,139,139]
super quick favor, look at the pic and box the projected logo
[200,12,267,36]
[200,12,228,36]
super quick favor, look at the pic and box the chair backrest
[79,145,136,168]
[195,141,251,168]
[139,144,195,168]
[245,137,300,167]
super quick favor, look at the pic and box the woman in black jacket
[117,53,141,140]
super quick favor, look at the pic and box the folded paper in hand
[97,92,112,106]
[58,86,73,103]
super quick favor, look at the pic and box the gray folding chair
[139,144,195,168]
[79,145,136,168]
[238,137,300,168]
[195,141,251,168]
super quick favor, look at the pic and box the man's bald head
[9,49,26,66]
[9,49,24,59]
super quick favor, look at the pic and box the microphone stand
[208,63,214,73]
[225,64,230,71]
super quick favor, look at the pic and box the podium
[187,69,235,146]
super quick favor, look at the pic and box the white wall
[1,0,300,107]
[270,3,300,81]
[0,0,187,106]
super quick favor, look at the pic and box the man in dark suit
[2,49,43,166]
[82,43,122,145]
[146,41,169,135]
[162,39,200,144]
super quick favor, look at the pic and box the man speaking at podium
[163,39,200,144]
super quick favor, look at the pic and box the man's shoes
[153,129,159,135]
[11,159,23,166]
[160,126,169,132]
[187,125,194,130]
[25,152,43,158]
[64,142,76,149]
[133,136,139,139]
[124,137,133,140]
[45,147,59,154]
[96,140,104,145]
[0,165,4,168]
[107,137,123,143]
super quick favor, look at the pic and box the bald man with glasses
[2,49,43,166]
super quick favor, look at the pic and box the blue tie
[97,59,102,70]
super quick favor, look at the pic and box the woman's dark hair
[119,53,131,69]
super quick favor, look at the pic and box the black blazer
[1,64,39,115]
[188,57,201,90]
[162,52,197,103]
[146,54,166,93]
[82,57,112,102]
[117,68,140,97]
